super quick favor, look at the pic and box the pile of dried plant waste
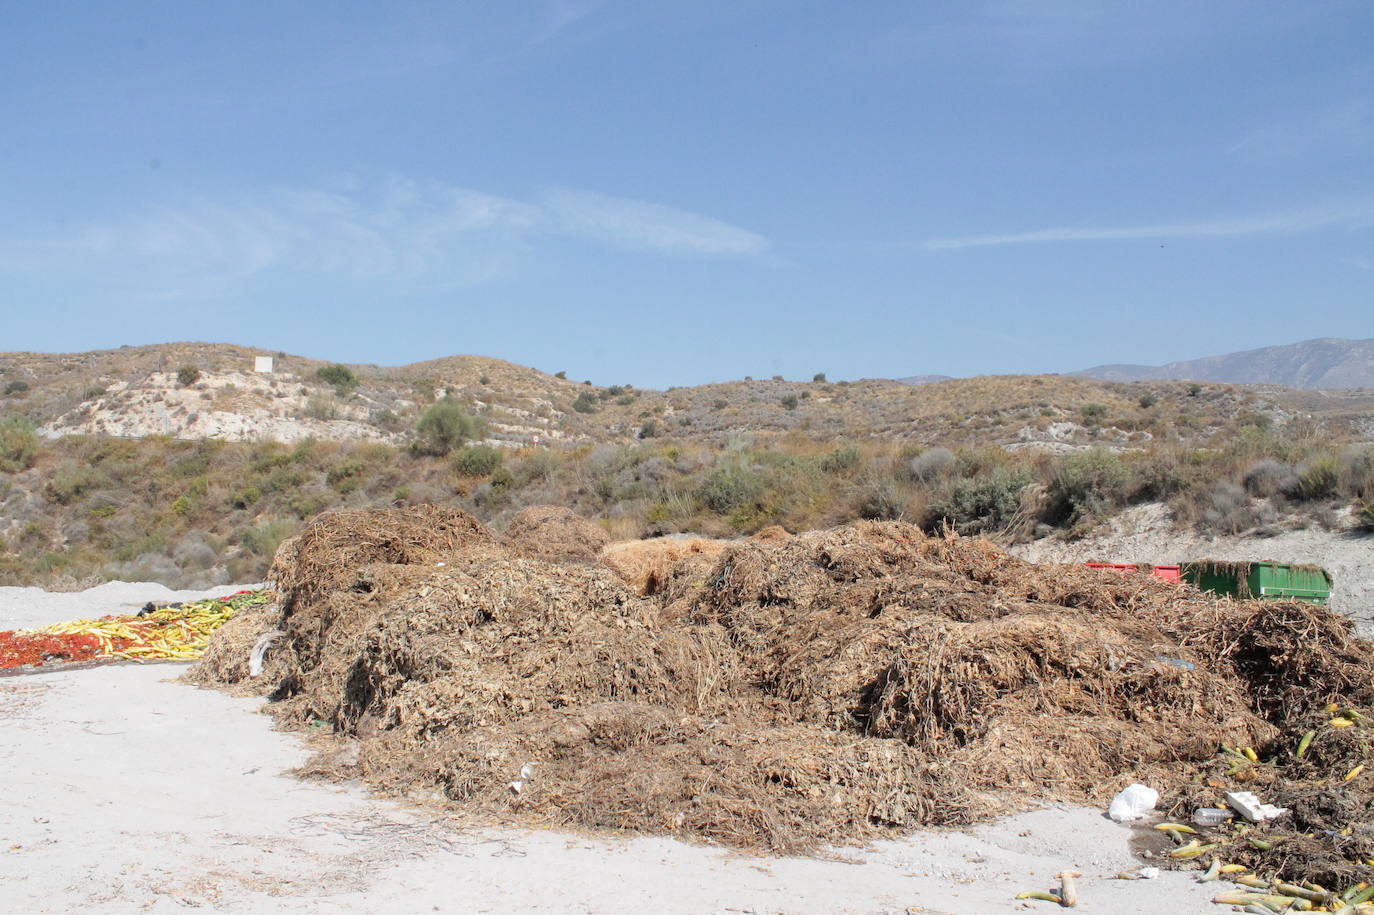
[189,505,1374,888]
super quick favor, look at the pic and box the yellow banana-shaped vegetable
[1242,746,1260,763]
[1154,823,1197,835]
[1297,730,1316,757]
[1276,883,1329,903]
[1170,840,1220,858]
[1346,764,1366,781]
[1014,890,1062,903]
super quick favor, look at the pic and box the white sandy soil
[1,585,1221,914]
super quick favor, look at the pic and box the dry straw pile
[501,505,610,561]
[190,505,1374,871]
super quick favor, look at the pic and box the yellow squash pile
[35,589,273,662]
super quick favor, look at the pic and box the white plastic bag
[1107,783,1158,822]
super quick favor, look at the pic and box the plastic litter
[1224,790,1288,823]
[1108,783,1159,822]
[249,630,285,677]
[1193,807,1232,827]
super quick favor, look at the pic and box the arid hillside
[2,343,1373,593]
[5,342,1374,448]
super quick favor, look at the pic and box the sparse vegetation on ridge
[2,342,1372,590]
[1,425,1371,590]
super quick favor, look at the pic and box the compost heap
[190,506,1374,880]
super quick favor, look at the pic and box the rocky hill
[5,342,1374,450]
[1076,337,1374,389]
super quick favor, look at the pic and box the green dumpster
[1180,561,1332,604]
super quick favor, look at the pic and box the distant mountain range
[1074,338,1374,389]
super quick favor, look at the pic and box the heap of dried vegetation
[189,505,1374,883]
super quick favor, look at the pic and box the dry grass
[502,505,609,561]
[600,537,730,596]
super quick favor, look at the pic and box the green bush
[259,465,306,493]
[1137,393,1157,409]
[926,467,1031,534]
[325,457,367,490]
[821,445,861,474]
[1080,403,1109,426]
[241,519,296,558]
[1340,446,1374,500]
[230,486,261,510]
[812,372,826,383]
[1293,455,1339,501]
[289,492,331,519]
[4,380,31,396]
[454,444,502,477]
[0,416,39,472]
[780,394,799,411]
[572,392,597,414]
[1046,448,1130,524]
[176,366,201,387]
[414,398,485,456]
[698,461,763,514]
[44,462,106,505]
[315,364,358,391]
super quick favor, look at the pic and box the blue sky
[2,1,1372,387]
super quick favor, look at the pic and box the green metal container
[1180,561,1332,604]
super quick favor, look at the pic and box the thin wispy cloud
[543,189,768,255]
[926,202,1373,251]
[0,176,767,300]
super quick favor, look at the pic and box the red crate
[1085,562,1181,583]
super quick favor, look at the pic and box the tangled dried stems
[190,506,1374,865]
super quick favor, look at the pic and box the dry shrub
[191,508,1374,863]
[599,536,729,596]
[503,505,609,561]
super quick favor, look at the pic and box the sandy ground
[1012,503,1374,636]
[0,585,1222,914]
